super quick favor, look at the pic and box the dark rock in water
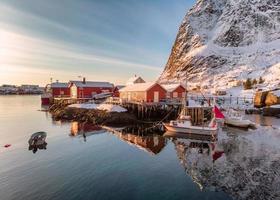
[262,107,280,117]
[50,106,137,126]
[245,108,262,115]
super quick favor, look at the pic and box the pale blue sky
[0,0,195,85]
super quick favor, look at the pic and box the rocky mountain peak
[160,0,280,89]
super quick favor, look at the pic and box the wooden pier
[53,97,213,124]
[53,97,92,104]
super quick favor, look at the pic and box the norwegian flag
[213,105,225,119]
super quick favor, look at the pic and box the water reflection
[70,122,106,140]
[169,127,280,200]
[246,114,280,127]
[107,125,166,155]
[28,143,47,154]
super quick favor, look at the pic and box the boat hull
[225,119,253,128]
[164,124,217,136]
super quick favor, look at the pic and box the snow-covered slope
[160,0,280,90]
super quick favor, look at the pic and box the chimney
[83,77,86,84]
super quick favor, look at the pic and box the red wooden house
[119,82,166,103]
[161,84,186,99]
[50,82,70,97]
[69,79,114,99]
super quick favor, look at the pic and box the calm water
[1,96,280,200]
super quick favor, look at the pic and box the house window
[173,92,178,98]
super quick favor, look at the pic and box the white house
[126,75,145,86]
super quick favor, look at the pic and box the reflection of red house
[50,82,70,97]
[161,84,186,99]
[69,78,114,98]
[120,134,166,155]
[70,122,102,136]
[119,82,166,103]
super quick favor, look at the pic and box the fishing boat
[224,109,256,129]
[163,108,218,136]
[163,70,222,136]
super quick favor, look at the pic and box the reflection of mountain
[105,126,166,155]
[173,130,280,200]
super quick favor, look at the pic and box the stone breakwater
[49,102,137,126]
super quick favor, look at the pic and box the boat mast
[185,69,188,105]
[182,70,188,115]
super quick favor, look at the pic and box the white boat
[163,68,220,136]
[164,112,218,136]
[224,109,256,129]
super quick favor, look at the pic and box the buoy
[4,144,11,148]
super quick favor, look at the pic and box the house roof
[115,85,125,90]
[51,82,69,88]
[161,83,185,92]
[70,81,114,88]
[126,75,145,85]
[120,82,164,92]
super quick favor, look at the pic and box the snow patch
[68,103,127,113]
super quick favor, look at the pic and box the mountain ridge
[159,0,280,90]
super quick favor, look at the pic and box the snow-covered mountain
[159,0,280,90]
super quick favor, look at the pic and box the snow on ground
[68,103,127,113]
[226,87,255,98]
[270,105,280,108]
[272,90,280,97]
[188,86,255,110]
[188,99,202,107]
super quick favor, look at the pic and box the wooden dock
[53,97,92,104]
[53,97,213,124]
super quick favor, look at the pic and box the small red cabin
[119,82,166,103]
[50,82,70,97]
[161,84,186,99]
[69,79,114,99]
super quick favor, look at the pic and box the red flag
[212,151,224,162]
[214,106,225,119]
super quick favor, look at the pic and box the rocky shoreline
[49,102,138,126]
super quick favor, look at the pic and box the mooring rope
[143,107,175,131]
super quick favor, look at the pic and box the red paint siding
[146,84,166,102]
[171,85,186,98]
[52,88,70,97]
[113,87,120,97]
[76,87,113,98]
